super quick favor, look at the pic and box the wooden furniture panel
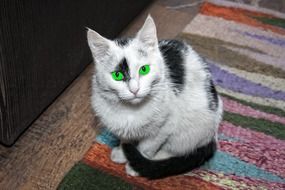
[0,0,151,145]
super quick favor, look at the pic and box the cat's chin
[128,97,144,104]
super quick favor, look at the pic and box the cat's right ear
[87,28,110,59]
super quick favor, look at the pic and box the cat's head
[87,16,165,104]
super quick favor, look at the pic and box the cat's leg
[138,132,169,159]
[152,149,173,160]
[110,145,127,164]
[125,146,173,177]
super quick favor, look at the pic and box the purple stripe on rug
[219,121,285,178]
[235,29,285,48]
[206,61,285,101]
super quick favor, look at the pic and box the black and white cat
[87,15,223,179]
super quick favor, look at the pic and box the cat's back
[159,40,187,94]
[158,39,207,93]
[159,39,219,113]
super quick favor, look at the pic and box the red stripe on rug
[193,170,285,190]
[222,97,285,125]
[200,2,285,35]
[82,143,222,190]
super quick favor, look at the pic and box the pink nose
[129,79,139,95]
[130,87,139,95]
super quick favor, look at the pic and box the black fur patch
[115,58,130,81]
[115,38,130,47]
[159,40,186,94]
[208,79,218,111]
[122,140,217,179]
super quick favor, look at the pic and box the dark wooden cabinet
[0,0,151,145]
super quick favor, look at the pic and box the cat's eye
[111,71,124,81]
[139,65,150,76]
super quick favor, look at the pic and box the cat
[87,15,223,179]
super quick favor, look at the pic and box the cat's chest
[94,98,168,139]
[103,103,164,127]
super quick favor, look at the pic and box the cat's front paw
[111,146,127,164]
[138,146,156,159]
[141,149,156,159]
[125,163,139,177]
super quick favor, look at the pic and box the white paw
[110,146,127,164]
[125,163,139,177]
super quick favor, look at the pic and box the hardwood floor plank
[0,65,96,190]
[121,3,197,39]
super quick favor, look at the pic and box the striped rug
[58,1,285,189]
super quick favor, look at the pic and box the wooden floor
[0,1,200,189]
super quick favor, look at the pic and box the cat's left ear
[136,15,158,48]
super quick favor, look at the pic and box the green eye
[111,71,124,81]
[139,65,150,76]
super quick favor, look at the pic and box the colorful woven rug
[58,1,285,189]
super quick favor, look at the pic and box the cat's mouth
[119,89,152,104]
[129,97,144,104]
[119,94,148,105]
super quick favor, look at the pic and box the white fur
[87,16,223,175]
[125,163,139,176]
[110,146,127,164]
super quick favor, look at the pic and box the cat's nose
[129,79,139,95]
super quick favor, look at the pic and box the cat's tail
[122,140,216,179]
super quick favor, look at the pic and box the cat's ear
[87,28,111,59]
[136,15,158,48]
